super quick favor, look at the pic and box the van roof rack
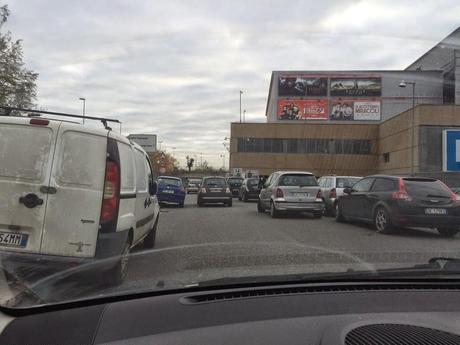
[0,106,121,131]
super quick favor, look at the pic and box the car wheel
[335,202,345,223]
[197,199,203,207]
[243,191,248,202]
[227,200,233,207]
[270,201,279,218]
[313,211,322,219]
[330,202,337,217]
[257,199,265,213]
[374,207,393,234]
[143,216,158,249]
[437,227,459,237]
[179,203,184,208]
[107,237,131,286]
[238,194,242,201]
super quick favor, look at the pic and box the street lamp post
[243,109,246,123]
[220,154,225,170]
[398,80,416,176]
[79,97,86,124]
[239,90,243,123]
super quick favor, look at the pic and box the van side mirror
[149,181,158,196]
[343,187,352,195]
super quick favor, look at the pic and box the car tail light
[330,188,337,198]
[226,187,231,193]
[100,160,120,222]
[438,180,460,201]
[316,189,322,201]
[392,178,412,201]
[180,186,185,193]
[30,118,49,126]
[276,188,284,198]
[201,188,207,193]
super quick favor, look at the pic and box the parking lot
[117,193,460,293]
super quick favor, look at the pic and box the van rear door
[40,125,107,258]
[0,118,60,254]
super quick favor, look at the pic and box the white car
[0,115,160,285]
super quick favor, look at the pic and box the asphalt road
[10,194,460,306]
[118,193,460,292]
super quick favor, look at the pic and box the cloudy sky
[4,0,460,167]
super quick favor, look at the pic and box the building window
[383,152,390,163]
[236,137,371,155]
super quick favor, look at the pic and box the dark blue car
[157,176,186,207]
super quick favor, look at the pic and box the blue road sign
[443,130,460,172]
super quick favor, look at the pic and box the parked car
[336,175,460,236]
[157,176,186,207]
[197,177,233,207]
[238,177,261,201]
[0,116,160,285]
[187,179,201,194]
[227,176,244,197]
[257,171,324,218]
[318,175,362,216]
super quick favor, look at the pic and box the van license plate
[163,190,174,194]
[0,232,28,248]
[425,208,447,215]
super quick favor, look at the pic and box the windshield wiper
[195,257,460,287]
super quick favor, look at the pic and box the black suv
[336,175,460,237]
[227,176,244,197]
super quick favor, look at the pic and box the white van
[0,115,160,285]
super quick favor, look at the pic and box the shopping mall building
[230,27,460,185]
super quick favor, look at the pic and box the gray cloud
[4,0,460,167]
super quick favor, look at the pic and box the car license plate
[210,188,222,192]
[425,208,447,215]
[293,192,309,197]
[163,190,174,194]
[0,232,28,248]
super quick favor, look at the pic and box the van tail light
[392,178,412,201]
[30,118,49,126]
[276,188,284,198]
[226,187,231,193]
[100,160,120,222]
[316,189,322,201]
[330,188,337,199]
[180,186,185,193]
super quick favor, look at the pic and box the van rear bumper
[0,230,129,277]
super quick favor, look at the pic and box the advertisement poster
[330,100,354,121]
[330,77,381,97]
[278,99,328,120]
[353,101,381,120]
[278,76,327,97]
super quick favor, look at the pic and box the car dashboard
[2,281,460,345]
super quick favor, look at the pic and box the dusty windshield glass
[2,1,460,309]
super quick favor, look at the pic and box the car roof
[158,176,181,180]
[275,171,314,175]
[203,176,226,179]
[322,175,362,178]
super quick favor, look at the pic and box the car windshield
[158,178,182,187]
[336,178,361,188]
[204,178,226,187]
[3,1,460,311]
[278,174,317,187]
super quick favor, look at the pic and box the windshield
[278,174,317,187]
[3,1,460,310]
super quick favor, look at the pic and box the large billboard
[279,76,328,97]
[330,77,381,97]
[128,134,157,153]
[278,99,328,120]
[330,100,381,121]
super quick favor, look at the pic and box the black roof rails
[0,106,120,131]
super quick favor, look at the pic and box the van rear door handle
[40,186,57,194]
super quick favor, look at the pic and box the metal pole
[82,99,86,124]
[411,83,415,176]
[243,109,246,123]
[239,90,243,123]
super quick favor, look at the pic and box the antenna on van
[0,106,120,129]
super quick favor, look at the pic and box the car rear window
[204,178,226,187]
[404,179,452,199]
[278,174,317,187]
[159,178,182,187]
[336,177,360,188]
[0,124,52,182]
[228,178,243,185]
[247,179,259,186]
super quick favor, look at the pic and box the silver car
[317,175,362,217]
[257,171,324,218]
